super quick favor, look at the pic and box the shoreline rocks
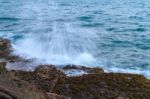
[1,62,150,99]
[0,38,11,58]
[12,65,66,92]
[0,62,45,99]
[53,73,150,99]
[63,64,104,74]
[1,38,150,99]
[0,38,24,62]
[0,62,70,99]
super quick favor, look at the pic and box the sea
[0,0,150,78]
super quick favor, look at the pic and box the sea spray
[14,21,99,66]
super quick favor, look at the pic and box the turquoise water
[0,0,150,78]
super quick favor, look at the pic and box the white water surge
[13,0,99,66]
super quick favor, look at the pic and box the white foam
[65,70,88,77]
[13,18,99,67]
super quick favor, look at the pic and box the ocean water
[0,0,150,78]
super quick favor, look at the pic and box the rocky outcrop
[0,75,45,99]
[0,38,69,99]
[46,93,71,99]
[0,62,45,99]
[0,38,11,58]
[0,62,7,74]
[0,62,69,99]
[63,65,104,74]
[53,73,150,99]
[1,38,150,99]
[0,38,22,62]
[1,62,150,99]
[12,65,66,92]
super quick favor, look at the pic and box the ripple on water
[0,17,20,21]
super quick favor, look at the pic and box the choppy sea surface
[0,0,150,78]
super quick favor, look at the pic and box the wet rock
[53,73,150,99]
[63,65,104,74]
[0,38,11,58]
[0,63,67,99]
[0,62,7,74]
[0,63,45,99]
[1,61,150,99]
[46,93,70,99]
[1,38,150,99]
[12,65,66,92]
[0,91,14,99]
[116,96,129,99]
[0,73,45,99]
[0,38,22,62]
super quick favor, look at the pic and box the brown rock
[0,91,14,99]
[46,93,70,99]
[116,96,129,99]
[63,65,104,74]
[12,65,66,92]
[0,38,12,58]
[1,38,150,99]
[0,38,23,62]
[0,62,7,74]
[0,73,45,99]
[0,62,67,99]
[53,73,150,99]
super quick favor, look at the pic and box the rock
[0,63,68,99]
[0,38,11,51]
[53,73,150,99]
[0,38,25,63]
[0,63,45,99]
[116,96,129,99]
[46,93,70,99]
[1,38,150,99]
[0,62,7,74]
[1,61,150,99]
[12,65,66,92]
[0,91,14,99]
[0,38,22,62]
[0,73,45,99]
[0,38,12,58]
[63,65,104,74]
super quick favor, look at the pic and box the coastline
[0,38,150,99]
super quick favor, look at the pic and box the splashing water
[13,0,99,66]
[14,22,99,66]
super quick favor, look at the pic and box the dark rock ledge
[0,38,150,99]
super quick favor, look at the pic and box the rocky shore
[0,38,150,99]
